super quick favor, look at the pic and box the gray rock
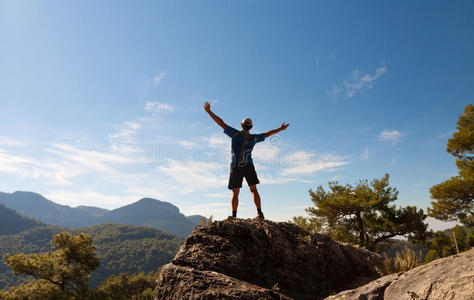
[155,217,383,300]
[325,273,401,300]
[326,248,474,300]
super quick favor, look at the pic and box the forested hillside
[0,223,184,289]
[0,204,44,235]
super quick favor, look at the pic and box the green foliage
[0,223,184,290]
[424,250,440,263]
[429,104,474,226]
[297,174,427,250]
[94,271,158,300]
[291,216,321,234]
[424,225,474,263]
[0,280,68,300]
[3,232,99,298]
[377,245,423,275]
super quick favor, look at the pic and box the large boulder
[326,248,474,300]
[155,217,383,300]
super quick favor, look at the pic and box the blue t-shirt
[223,125,265,166]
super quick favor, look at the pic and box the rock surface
[326,248,474,300]
[154,217,383,300]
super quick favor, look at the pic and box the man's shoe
[258,213,265,219]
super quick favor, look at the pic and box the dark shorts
[228,163,260,189]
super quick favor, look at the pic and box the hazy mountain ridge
[0,191,203,237]
[0,204,45,235]
[0,223,184,289]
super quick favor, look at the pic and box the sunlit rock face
[326,248,474,300]
[155,217,382,300]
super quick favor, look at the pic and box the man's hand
[280,122,290,130]
[204,101,226,129]
[264,122,290,138]
[204,101,211,113]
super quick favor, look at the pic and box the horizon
[1,1,472,231]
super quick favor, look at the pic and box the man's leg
[231,188,240,217]
[250,185,264,219]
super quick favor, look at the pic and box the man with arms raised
[204,101,289,219]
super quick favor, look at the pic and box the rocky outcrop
[326,248,474,300]
[154,217,383,300]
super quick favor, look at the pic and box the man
[203,101,289,219]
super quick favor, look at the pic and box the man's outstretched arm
[204,101,226,129]
[264,122,290,138]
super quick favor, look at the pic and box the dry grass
[377,245,423,275]
[200,215,213,227]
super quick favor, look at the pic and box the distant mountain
[75,205,108,218]
[0,191,204,237]
[0,191,99,227]
[102,198,197,238]
[0,204,44,235]
[0,223,184,289]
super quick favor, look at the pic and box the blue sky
[0,1,472,230]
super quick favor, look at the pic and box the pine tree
[2,232,99,299]
[429,104,474,226]
[298,174,427,250]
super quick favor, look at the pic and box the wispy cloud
[178,140,196,148]
[280,152,349,176]
[0,147,84,185]
[281,161,348,175]
[46,143,134,175]
[153,72,166,85]
[379,130,404,143]
[205,192,228,198]
[108,121,142,141]
[201,134,229,150]
[0,136,26,146]
[180,202,228,217]
[329,66,387,98]
[361,147,369,160]
[145,101,174,112]
[45,189,138,208]
[158,159,227,193]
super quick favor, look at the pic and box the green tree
[296,174,427,251]
[424,225,474,263]
[94,271,158,300]
[429,104,474,226]
[2,232,99,299]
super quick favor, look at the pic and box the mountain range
[0,191,203,238]
[0,222,184,289]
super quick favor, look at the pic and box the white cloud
[205,192,229,198]
[46,143,134,175]
[108,121,142,140]
[0,148,85,185]
[45,189,138,209]
[361,147,369,160]
[258,174,299,184]
[329,66,387,98]
[178,140,196,148]
[201,134,229,150]
[280,161,348,176]
[0,149,35,177]
[0,136,26,146]
[145,101,174,112]
[158,159,227,193]
[153,72,166,85]
[379,130,404,143]
[179,202,229,218]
